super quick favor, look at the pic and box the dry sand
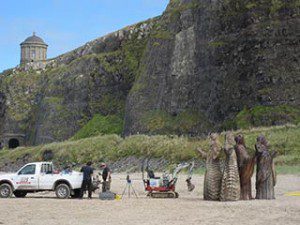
[0,173,299,225]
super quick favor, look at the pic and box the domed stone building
[20,32,48,64]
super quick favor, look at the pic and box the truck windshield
[18,165,36,175]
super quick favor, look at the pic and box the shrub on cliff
[72,114,124,140]
[236,105,300,129]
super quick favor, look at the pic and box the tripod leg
[121,184,128,199]
[128,184,131,198]
[131,185,138,198]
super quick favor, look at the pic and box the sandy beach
[0,173,299,225]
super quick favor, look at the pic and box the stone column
[39,48,42,60]
[27,46,30,60]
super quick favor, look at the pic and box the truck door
[38,163,56,190]
[15,164,39,190]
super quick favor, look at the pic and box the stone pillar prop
[220,132,240,201]
[235,134,256,200]
[255,135,277,200]
[196,133,222,201]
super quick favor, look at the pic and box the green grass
[151,30,173,40]
[71,114,124,140]
[166,0,200,21]
[275,165,300,175]
[193,166,300,175]
[192,167,206,175]
[235,105,300,129]
[141,109,212,135]
[0,125,299,172]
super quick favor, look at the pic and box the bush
[72,114,124,140]
[142,109,212,135]
[236,105,300,129]
[0,125,299,169]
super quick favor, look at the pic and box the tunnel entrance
[9,138,20,149]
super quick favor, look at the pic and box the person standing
[100,163,111,192]
[80,161,94,199]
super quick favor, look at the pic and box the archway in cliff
[8,138,20,149]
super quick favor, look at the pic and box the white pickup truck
[0,162,83,199]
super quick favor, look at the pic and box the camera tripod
[121,174,138,199]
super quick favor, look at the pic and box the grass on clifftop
[0,125,299,172]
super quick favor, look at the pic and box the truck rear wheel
[55,183,70,199]
[0,183,13,198]
[14,191,27,198]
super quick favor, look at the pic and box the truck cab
[0,162,83,199]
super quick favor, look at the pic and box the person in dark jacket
[80,161,94,199]
[100,163,111,192]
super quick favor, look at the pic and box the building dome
[21,32,47,46]
[20,32,48,65]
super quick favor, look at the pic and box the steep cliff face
[124,0,300,135]
[0,0,299,145]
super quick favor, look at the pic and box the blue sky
[0,0,169,72]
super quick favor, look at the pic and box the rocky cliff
[125,0,300,135]
[0,0,299,146]
[0,18,156,145]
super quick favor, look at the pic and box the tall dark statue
[255,135,277,200]
[220,132,240,201]
[235,134,256,200]
[197,133,222,201]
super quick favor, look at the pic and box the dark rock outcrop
[124,0,300,135]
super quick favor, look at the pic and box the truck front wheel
[0,183,13,198]
[14,191,27,198]
[55,184,70,199]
